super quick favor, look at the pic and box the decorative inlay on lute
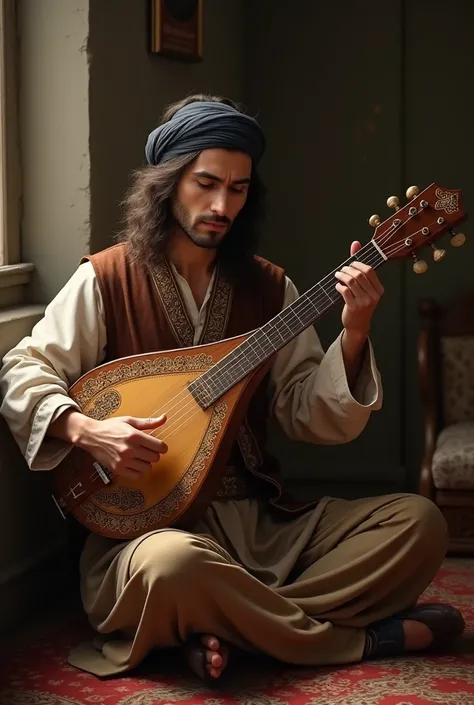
[52,182,468,540]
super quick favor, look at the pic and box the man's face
[171,148,252,249]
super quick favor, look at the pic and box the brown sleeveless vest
[82,243,308,514]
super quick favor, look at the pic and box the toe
[207,666,221,679]
[201,634,220,651]
[185,634,230,680]
[207,650,223,667]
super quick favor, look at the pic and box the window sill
[0,262,35,285]
[0,303,45,358]
[0,262,35,308]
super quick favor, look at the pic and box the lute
[52,182,467,539]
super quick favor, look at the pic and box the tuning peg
[406,185,420,200]
[431,244,446,261]
[369,214,381,227]
[412,255,428,274]
[450,231,466,247]
[387,196,400,210]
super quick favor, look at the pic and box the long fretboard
[189,241,385,408]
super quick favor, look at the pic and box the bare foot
[184,634,230,680]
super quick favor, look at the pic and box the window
[0,0,21,268]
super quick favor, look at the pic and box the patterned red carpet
[1,558,473,705]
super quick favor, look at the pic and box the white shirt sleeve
[268,276,383,444]
[0,261,106,470]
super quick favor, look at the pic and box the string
[155,214,425,426]
[140,241,384,430]
[143,229,416,435]
[85,225,432,488]
[177,212,434,414]
[87,239,405,482]
[149,237,409,444]
[99,242,384,449]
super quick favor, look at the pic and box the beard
[172,199,231,249]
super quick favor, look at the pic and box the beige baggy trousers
[68,492,448,676]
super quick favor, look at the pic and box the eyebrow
[194,170,251,185]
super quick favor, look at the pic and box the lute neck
[190,240,386,408]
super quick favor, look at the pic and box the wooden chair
[418,290,474,554]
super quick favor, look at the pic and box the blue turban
[145,101,266,167]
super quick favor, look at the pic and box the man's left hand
[335,241,384,338]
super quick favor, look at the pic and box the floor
[1,558,474,705]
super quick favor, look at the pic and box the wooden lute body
[53,333,272,539]
[52,183,467,539]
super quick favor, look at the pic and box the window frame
[0,0,21,267]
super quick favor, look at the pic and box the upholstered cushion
[441,335,474,424]
[432,421,474,489]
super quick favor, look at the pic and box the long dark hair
[116,94,266,274]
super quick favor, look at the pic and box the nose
[210,190,228,217]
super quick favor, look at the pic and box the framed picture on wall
[150,0,203,62]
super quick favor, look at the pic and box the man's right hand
[48,409,168,480]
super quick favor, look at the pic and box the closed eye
[197,181,246,194]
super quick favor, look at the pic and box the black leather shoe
[363,602,465,660]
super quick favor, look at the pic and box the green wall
[244,0,474,496]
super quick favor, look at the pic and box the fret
[276,311,294,336]
[198,376,215,399]
[262,319,286,345]
[189,241,386,409]
[269,307,301,341]
[230,347,254,376]
[258,328,278,352]
[290,305,307,328]
[317,282,338,306]
[249,329,267,358]
[308,292,324,315]
[239,338,261,366]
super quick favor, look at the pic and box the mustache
[197,214,231,225]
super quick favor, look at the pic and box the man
[0,94,464,681]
